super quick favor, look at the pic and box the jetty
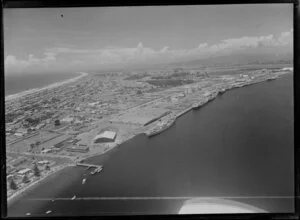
[76,163,102,169]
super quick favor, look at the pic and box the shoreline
[7,71,291,205]
[77,133,138,163]
[78,71,291,162]
[7,163,75,207]
[5,72,89,102]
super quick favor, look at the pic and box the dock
[175,106,193,119]
[76,163,102,169]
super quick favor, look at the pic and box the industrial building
[66,145,89,153]
[93,131,117,143]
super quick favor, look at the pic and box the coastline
[78,71,292,162]
[5,72,89,102]
[7,163,75,207]
[7,71,291,205]
[78,71,291,162]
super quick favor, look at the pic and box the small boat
[71,195,76,200]
[82,178,86,184]
[45,210,52,214]
[26,213,31,216]
[51,199,54,202]
[90,170,96,175]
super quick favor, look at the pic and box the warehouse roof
[93,131,116,140]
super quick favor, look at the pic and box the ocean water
[5,72,81,96]
[8,74,294,216]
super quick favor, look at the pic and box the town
[5,64,292,200]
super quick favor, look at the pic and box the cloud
[160,46,169,53]
[5,29,293,72]
[5,53,57,71]
[198,43,208,49]
[277,28,293,46]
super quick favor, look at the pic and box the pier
[76,163,102,169]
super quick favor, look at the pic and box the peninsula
[5,64,293,203]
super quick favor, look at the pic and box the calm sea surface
[5,72,80,96]
[8,74,294,216]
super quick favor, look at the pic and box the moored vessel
[147,117,176,137]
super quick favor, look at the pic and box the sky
[4,4,293,75]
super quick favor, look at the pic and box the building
[61,116,74,123]
[16,128,28,135]
[53,137,72,148]
[66,145,89,153]
[7,174,14,182]
[50,147,60,153]
[37,160,50,165]
[17,168,32,176]
[41,148,52,154]
[93,131,117,143]
[14,132,24,137]
[36,123,45,130]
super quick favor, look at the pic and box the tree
[30,143,35,151]
[33,164,41,177]
[22,175,30,184]
[45,164,50,171]
[9,179,18,190]
[54,119,60,126]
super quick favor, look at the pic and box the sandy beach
[5,72,88,102]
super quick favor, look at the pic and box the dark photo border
[1,0,298,219]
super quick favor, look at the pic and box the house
[7,174,14,182]
[61,116,74,123]
[41,148,52,154]
[37,160,50,165]
[36,123,45,130]
[17,168,32,176]
[51,147,61,153]
[16,128,28,135]
[14,133,24,137]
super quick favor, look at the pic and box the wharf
[175,107,193,119]
[76,163,102,169]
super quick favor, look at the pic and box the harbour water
[8,74,294,216]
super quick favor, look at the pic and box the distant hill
[168,52,293,68]
[88,52,293,73]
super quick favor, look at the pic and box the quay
[76,163,103,169]
[176,107,193,119]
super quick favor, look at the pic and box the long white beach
[5,72,89,102]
